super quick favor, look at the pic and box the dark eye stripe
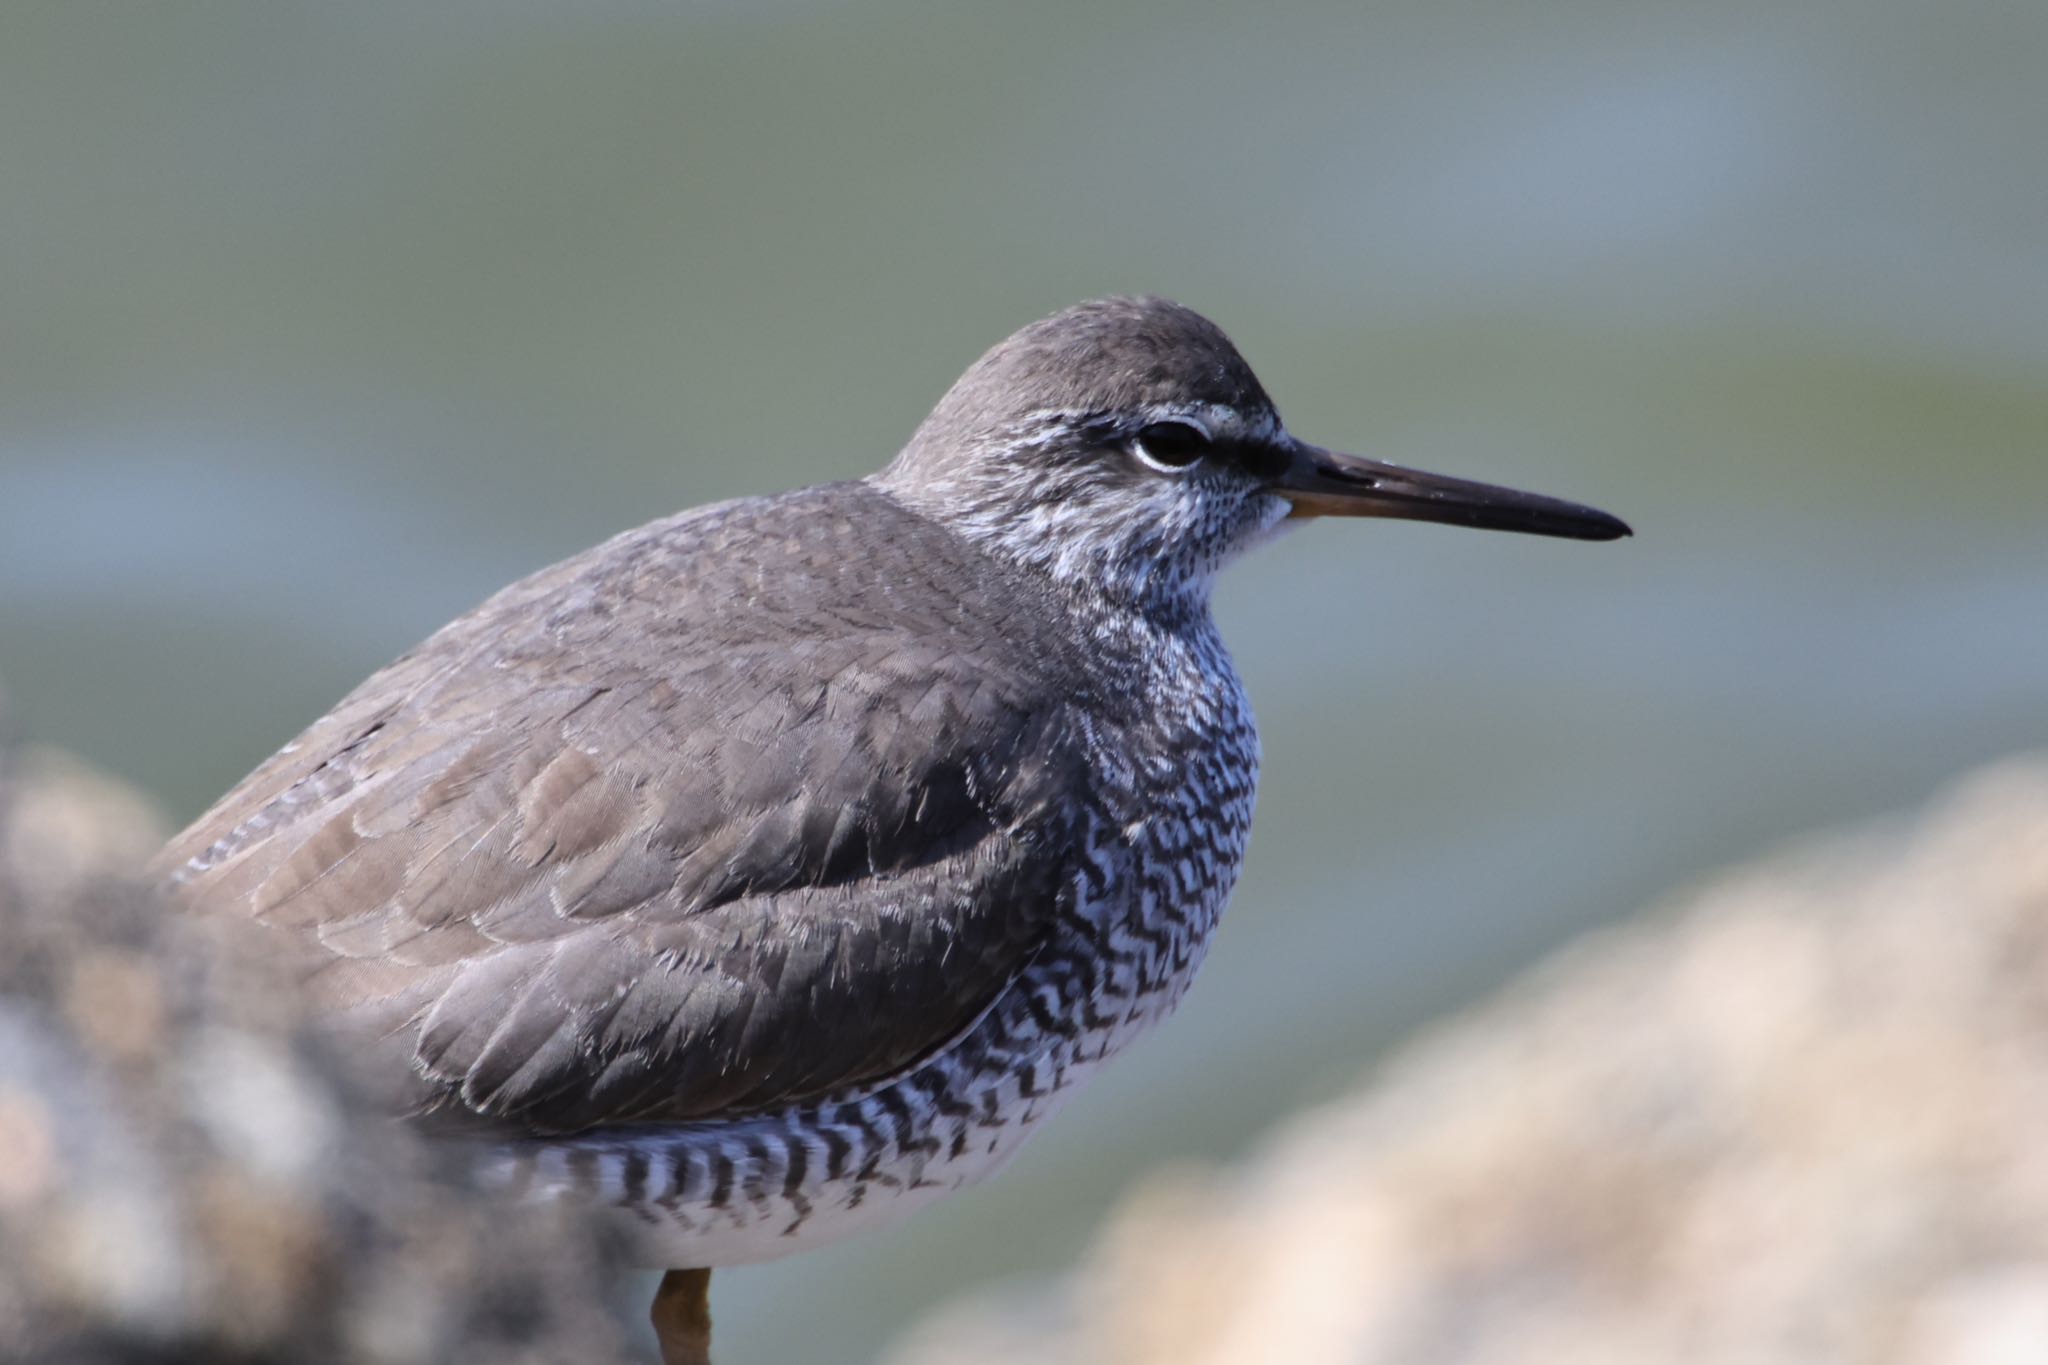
[1230,440,1293,480]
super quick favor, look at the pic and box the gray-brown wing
[157,484,1094,1136]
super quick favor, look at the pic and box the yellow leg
[651,1267,713,1365]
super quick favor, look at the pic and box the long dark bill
[1275,445,1631,541]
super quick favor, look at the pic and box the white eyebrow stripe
[1014,402,1283,449]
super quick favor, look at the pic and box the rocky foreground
[887,760,2048,1365]
[0,742,643,1364]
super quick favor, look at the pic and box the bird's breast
[1065,614,1260,1029]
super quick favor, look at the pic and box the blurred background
[2,2,2044,1361]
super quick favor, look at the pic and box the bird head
[875,297,1628,613]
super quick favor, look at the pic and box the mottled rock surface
[887,759,2048,1365]
[0,741,643,1364]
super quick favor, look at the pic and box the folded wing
[157,485,1093,1135]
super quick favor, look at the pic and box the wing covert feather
[158,484,1096,1134]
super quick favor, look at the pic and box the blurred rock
[886,758,2048,1365]
[0,738,644,1364]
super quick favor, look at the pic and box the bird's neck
[873,476,1218,630]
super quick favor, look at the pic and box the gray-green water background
[4,3,2044,1360]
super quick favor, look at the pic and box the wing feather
[158,484,1094,1136]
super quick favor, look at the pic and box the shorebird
[157,297,1627,1363]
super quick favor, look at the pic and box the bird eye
[1130,421,1211,472]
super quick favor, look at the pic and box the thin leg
[651,1267,714,1365]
